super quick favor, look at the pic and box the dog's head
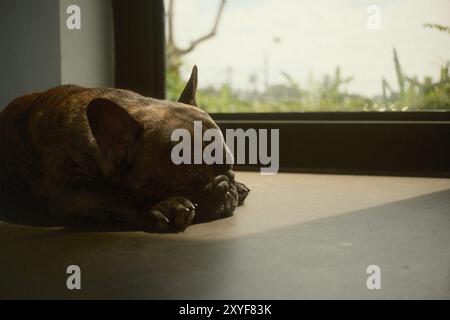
[86,66,249,222]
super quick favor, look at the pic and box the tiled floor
[1,172,450,299]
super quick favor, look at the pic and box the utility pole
[226,66,233,89]
[263,53,269,90]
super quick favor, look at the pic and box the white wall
[0,0,61,109]
[59,0,114,88]
[0,0,115,110]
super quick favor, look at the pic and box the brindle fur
[0,67,249,232]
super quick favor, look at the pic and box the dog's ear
[87,98,142,165]
[178,65,198,107]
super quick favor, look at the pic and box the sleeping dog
[0,66,249,232]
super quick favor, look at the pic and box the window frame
[113,0,450,178]
[211,112,450,177]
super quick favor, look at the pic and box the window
[166,0,450,112]
[159,0,450,176]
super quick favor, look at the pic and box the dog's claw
[148,210,170,230]
[146,196,196,232]
[235,181,250,206]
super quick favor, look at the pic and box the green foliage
[393,48,405,97]
[383,51,450,110]
[166,69,185,102]
[166,23,450,112]
[167,61,449,112]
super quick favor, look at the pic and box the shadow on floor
[0,198,142,231]
[0,189,449,299]
[0,201,225,233]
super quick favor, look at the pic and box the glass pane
[166,0,450,112]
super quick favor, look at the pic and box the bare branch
[167,0,175,47]
[424,23,450,35]
[173,0,227,55]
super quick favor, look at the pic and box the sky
[168,0,450,97]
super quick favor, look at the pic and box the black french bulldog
[0,66,249,232]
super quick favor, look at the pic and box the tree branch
[173,0,227,56]
[424,23,450,35]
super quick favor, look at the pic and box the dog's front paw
[236,181,250,205]
[144,196,197,232]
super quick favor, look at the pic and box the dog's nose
[216,180,229,192]
[204,175,229,193]
[214,175,230,184]
[227,170,235,181]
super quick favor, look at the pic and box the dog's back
[0,85,97,211]
[0,91,42,200]
[0,85,164,201]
